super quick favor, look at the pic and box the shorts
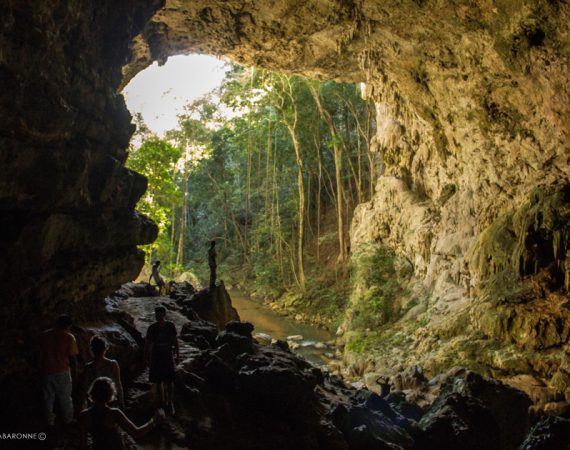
[149,352,176,383]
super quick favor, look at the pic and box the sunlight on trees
[128,64,377,299]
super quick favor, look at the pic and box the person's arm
[70,356,78,380]
[69,334,80,379]
[174,335,180,364]
[144,341,152,365]
[77,367,89,410]
[113,361,125,409]
[114,408,163,439]
[171,323,180,364]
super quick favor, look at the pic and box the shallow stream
[229,289,334,365]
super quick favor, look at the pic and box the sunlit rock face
[130,1,570,384]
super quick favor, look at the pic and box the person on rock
[79,377,164,450]
[79,336,125,409]
[39,314,80,426]
[149,260,166,294]
[144,306,180,415]
[208,240,217,289]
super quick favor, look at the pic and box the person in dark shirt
[208,240,217,289]
[144,306,179,415]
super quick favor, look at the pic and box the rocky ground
[38,283,569,449]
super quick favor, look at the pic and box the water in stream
[229,289,334,365]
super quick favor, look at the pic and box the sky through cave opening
[120,53,377,324]
[123,54,229,137]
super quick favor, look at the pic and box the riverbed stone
[253,333,272,345]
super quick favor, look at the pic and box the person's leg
[165,382,174,404]
[42,374,56,426]
[55,371,74,424]
[165,382,175,415]
[152,381,163,406]
[209,266,216,288]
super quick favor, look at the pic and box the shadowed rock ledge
[91,285,566,449]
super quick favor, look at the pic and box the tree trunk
[287,124,306,291]
[276,75,306,291]
[309,84,347,263]
[176,172,189,266]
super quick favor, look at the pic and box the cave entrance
[120,51,377,297]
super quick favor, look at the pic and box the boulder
[236,346,322,417]
[385,391,424,422]
[225,321,254,338]
[113,282,157,299]
[451,371,532,449]
[519,416,570,450]
[180,319,218,349]
[169,281,196,302]
[216,331,254,356]
[181,285,239,329]
[327,384,416,450]
[418,370,532,450]
[253,332,272,345]
[418,393,500,450]
[390,365,427,392]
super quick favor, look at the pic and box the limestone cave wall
[1,0,569,414]
[0,0,162,409]
[127,0,570,379]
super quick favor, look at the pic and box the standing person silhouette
[144,306,180,415]
[79,336,124,410]
[149,260,165,294]
[208,240,217,289]
[39,314,79,427]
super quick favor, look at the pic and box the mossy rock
[469,183,570,291]
[550,370,570,393]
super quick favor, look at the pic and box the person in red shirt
[39,314,79,426]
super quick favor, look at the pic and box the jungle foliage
[127,64,377,312]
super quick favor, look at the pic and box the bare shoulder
[111,359,122,372]
[64,330,76,340]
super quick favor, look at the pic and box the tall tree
[274,74,307,291]
[127,134,181,263]
[308,82,347,264]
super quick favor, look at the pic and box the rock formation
[77,285,550,449]
[1,0,569,428]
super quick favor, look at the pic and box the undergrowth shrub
[350,245,409,330]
